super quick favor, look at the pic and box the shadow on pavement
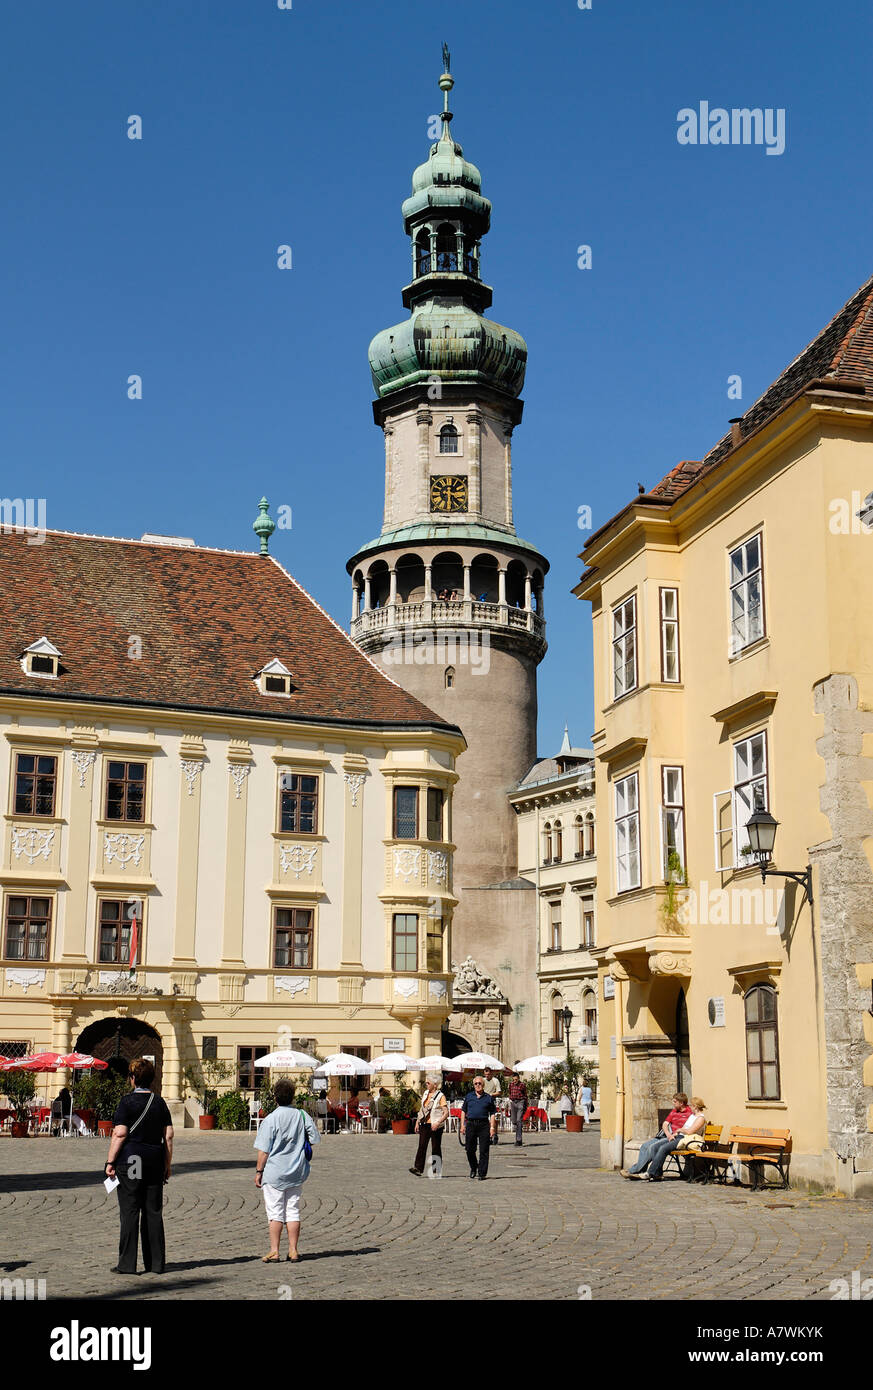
[0,1158,254,1193]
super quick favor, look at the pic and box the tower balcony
[351,597,546,645]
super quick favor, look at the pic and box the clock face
[430,475,469,513]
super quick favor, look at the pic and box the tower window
[435,224,457,272]
[415,231,431,278]
[439,423,459,454]
[445,666,455,689]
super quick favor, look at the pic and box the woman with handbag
[104,1057,174,1275]
[409,1072,448,1177]
[254,1078,320,1262]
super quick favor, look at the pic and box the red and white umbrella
[314,1054,374,1128]
[451,1052,504,1072]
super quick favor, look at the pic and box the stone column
[410,1015,424,1060]
[388,567,398,607]
[340,758,367,968]
[173,738,206,968]
[463,564,472,623]
[351,584,360,622]
[363,574,372,612]
[467,410,482,515]
[416,407,433,517]
[53,1006,75,1086]
[424,562,433,623]
[524,572,532,611]
[64,734,99,962]
[498,568,507,620]
[221,743,252,968]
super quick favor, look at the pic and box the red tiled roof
[0,530,455,731]
[645,273,873,506]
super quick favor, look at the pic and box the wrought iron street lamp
[745,810,813,902]
[561,1006,573,1060]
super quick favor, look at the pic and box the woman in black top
[105,1057,174,1275]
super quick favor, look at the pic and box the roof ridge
[23,526,261,560]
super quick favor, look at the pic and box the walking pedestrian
[580,1082,593,1123]
[409,1073,448,1176]
[104,1057,173,1276]
[508,1066,528,1147]
[460,1075,498,1180]
[482,1066,501,1098]
[254,1078,320,1262]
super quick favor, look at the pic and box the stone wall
[812,673,873,1197]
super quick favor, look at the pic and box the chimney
[728,417,743,446]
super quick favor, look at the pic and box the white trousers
[262,1183,302,1223]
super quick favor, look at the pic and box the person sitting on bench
[620,1093,705,1181]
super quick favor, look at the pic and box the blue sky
[2,0,872,750]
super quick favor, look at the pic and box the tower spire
[439,43,454,138]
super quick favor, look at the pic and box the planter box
[97,1120,113,1138]
[565,1114,584,1133]
[198,1114,216,1131]
[391,1119,411,1135]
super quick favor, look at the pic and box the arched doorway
[75,1018,163,1089]
[441,1029,472,1059]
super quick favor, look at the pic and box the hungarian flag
[129,906,138,971]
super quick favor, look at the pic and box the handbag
[299,1110,313,1161]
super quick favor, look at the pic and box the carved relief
[70,749,97,787]
[393,847,421,883]
[11,826,55,865]
[343,772,366,807]
[393,978,418,999]
[427,849,449,887]
[180,759,203,796]
[279,844,318,879]
[275,976,311,996]
[104,833,144,869]
[5,968,46,993]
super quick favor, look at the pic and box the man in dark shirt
[460,1076,498,1180]
[508,1067,528,1147]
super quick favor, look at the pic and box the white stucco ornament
[104,833,144,869]
[11,826,54,865]
[279,844,318,879]
[428,979,447,1000]
[70,749,97,787]
[5,968,46,994]
[229,764,251,799]
[343,772,366,807]
[427,850,448,887]
[393,847,421,883]
[393,978,418,999]
[275,976,311,996]
[180,759,203,795]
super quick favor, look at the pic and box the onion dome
[368,47,527,401]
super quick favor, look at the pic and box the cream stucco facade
[0,698,463,1123]
[577,377,873,1195]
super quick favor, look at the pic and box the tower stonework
[347,55,548,1058]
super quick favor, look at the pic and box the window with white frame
[612,595,637,700]
[712,730,768,871]
[661,766,685,880]
[734,731,768,862]
[729,533,764,655]
[549,900,562,951]
[614,772,641,893]
[660,587,680,682]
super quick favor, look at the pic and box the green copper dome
[368,52,526,400]
[369,301,526,397]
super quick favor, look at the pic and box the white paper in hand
[104,1175,119,1193]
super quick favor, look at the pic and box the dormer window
[257,658,293,697]
[21,638,61,680]
[439,422,459,455]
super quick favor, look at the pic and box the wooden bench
[693,1126,792,1190]
[664,1123,723,1179]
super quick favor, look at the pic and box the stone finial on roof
[559,723,572,755]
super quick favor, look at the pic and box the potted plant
[183,1057,231,1129]
[660,850,690,932]
[76,1070,129,1135]
[381,1083,420,1135]
[4,1070,36,1137]
[215,1089,250,1131]
[544,1053,595,1133]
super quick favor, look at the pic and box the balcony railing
[352,599,545,642]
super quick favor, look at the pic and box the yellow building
[576,274,873,1194]
[0,524,463,1122]
[510,729,598,1067]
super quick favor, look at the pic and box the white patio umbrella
[514,1056,559,1074]
[407,1056,456,1071]
[254,1050,320,1070]
[451,1052,504,1071]
[314,1054,374,1128]
[369,1054,419,1072]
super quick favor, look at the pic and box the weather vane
[442,42,451,73]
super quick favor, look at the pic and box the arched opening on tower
[432,551,463,600]
[395,553,425,602]
[532,568,545,614]
[435,223,458,272]
[367,559,390,609]
[415,229,431,278]
[506,558,527,608]
[470,552,498,603]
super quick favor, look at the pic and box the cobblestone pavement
[1,1126,871,1301]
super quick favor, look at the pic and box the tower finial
[252,496,276,556]
[438,42,454,136]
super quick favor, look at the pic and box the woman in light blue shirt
[254,1078,320,1262]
